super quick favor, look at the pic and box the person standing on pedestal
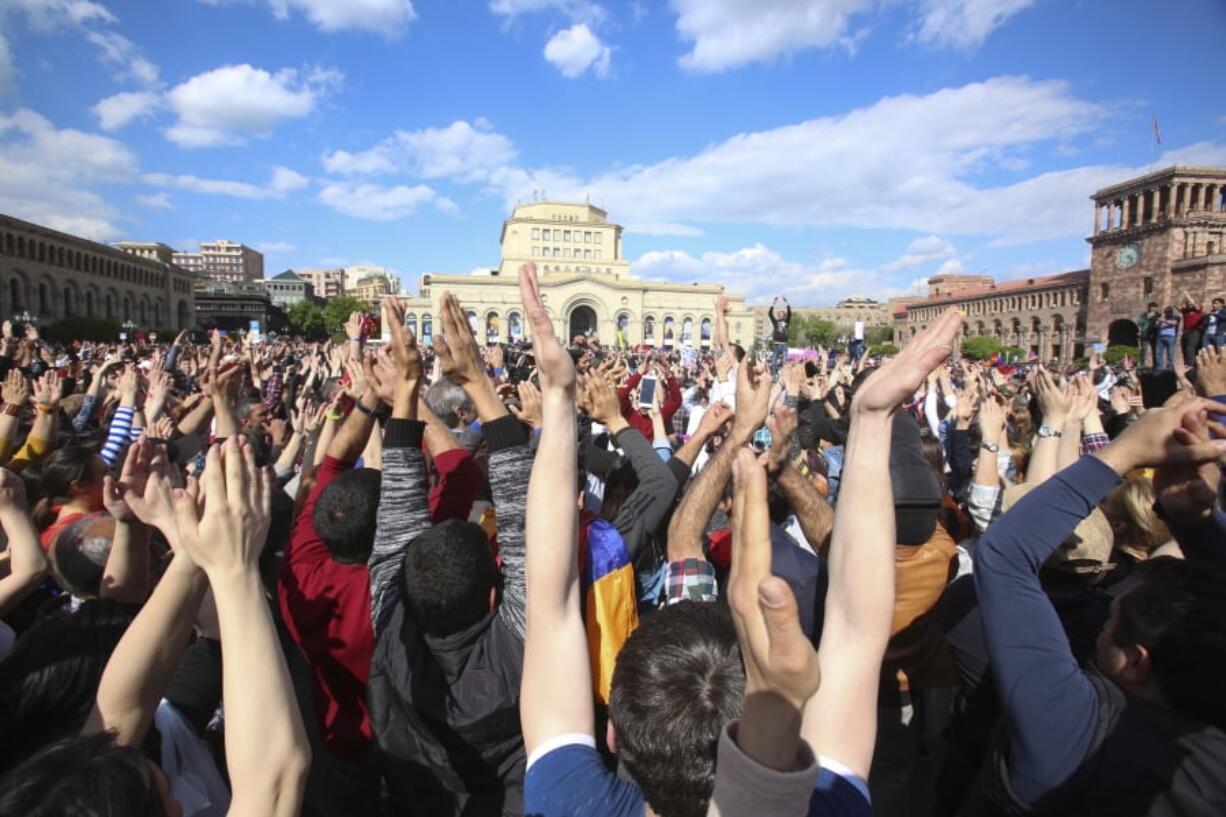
[768,296,791,376]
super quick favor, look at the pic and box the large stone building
[349,272,396,303]
[1,213,196,330]
[894,270,1090,364]
[1087,166,1226,346]
[173,240,264,283]
[892,165,1226,362]
[396,202,755,348]
[257,270,314,309]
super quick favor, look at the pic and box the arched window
[17,237,25,258]
[700,317,712,342]
[106,293,114,319]
[466,310,478,334]
[86,291,95,317]
[663,316,675,344]
[38,283,49,315]
[508,311,523,340]
[681,317,694,345]
[9,279,20,312]
[405,313,418,338]
[421,315,433,344]
[486,313,501,344]
[643,315,655,338]
[63,286,73,317]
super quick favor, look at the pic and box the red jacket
[277,448,481,760]
[616,372,682,441]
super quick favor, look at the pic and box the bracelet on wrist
[35,403,59,414]
[1,403,21,417]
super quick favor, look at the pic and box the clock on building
[1116,243,1140,269]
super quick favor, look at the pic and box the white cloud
[213,0,417,34]
[543,23,611,78]
[92,90,160,130]
[0,32,12,97]
[84,30,159,86]
[1155,140,1226,167]
[256,240,296,253]
[0,108,138,239]
[164,64,337,147]
[670,0,871,73]
[322,119,518,183]
[883,235,956,270]
[144,165,311,200]
[913,0,1034,51]
[489,0,605,25]
[136,192,172,209]
[7,0,115,30]
[490,76,1131,244]
[932,258,964,276]
[635,243,868,303]
[317,181,451,220]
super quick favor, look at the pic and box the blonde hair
[1101,473,1170,560]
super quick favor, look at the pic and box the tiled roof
[896,269,1089,313]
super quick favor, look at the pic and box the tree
[865,325,894,345]
[287,300,326,339]
[1104,345,1140,365]
[960,335,1004,361]
[321,296,371,337]
[788,316,836,347]
[1003,345,1026,362]
[868,342,899,357]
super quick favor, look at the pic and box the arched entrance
[569,305,597,341]
[1107,319,1139,348]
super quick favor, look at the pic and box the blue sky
[1,0,1223,305]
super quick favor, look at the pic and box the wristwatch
[980,442,1000,453]
[1037,425,1063,439]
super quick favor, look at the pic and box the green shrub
[960,335,1004,361]
[1104,345,1139,365]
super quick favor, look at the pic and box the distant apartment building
[173,240,264,283]
[115,241,179,266]
[257,270,314,309]
[293,267,346,299]
[348,272,395,303]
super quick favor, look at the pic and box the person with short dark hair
[1204,297,1226,350]
[768,296,792,376]
[965,399,1226,815]
[366,294,532,816]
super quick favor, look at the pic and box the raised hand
[519,262,575,395]
[583,371,622,428]
[144,369,172,421]
[727,447,821,767]
[382,296,423,385]
[732,356,773,441]
[1033,367,1071,426]
[435,293,486,388]
[508,380,543,429]
[0,467,28,513]
[1,369,27,406]
[696,400,733,438]
[344,311,365,341]
[173,437,272,576]
[1196,346,1226,397]
[32,372,64,408]
[852,307,961,416]
[765,405,799,474]
[1096,396,1226,476]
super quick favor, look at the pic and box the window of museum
[584,250,591,259]
[1100,283,1109,301]
[543,229,551,240]
[1143,276,1153,295]
[532,228,540,239]
[553,248,560,257]
[594,233,602,243]
[564,231,571,241]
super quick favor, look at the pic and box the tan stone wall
[1,214,195,330]
[896,278,1088,364]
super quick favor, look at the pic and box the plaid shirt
[1080,432,1109,455]
[262,370,284,412]
[672,407,689,438]
[666,558,718,604]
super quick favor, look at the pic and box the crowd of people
[0,263,1223,817]
[1137,294,1226,370]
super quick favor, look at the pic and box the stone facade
[1087,166,1226,346]
[395,202,755,348]
[294,268,346,300]
[893,270,1089,364]
[1,213,196,330]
